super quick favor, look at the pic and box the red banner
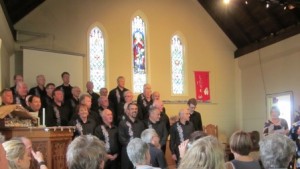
[194,71,210,102]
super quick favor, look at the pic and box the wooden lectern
[1,126,75,169]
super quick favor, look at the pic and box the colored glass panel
[89,27,105,92]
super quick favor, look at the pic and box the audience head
[36,74,45,86]
[75,104,89,119]
[188,131,208,148]
[151,91,160,101]
[11,137,33,157]
[0,133,8,169]
[98,96,109,108]
[28,95,42,112]
[71,86,81,98]
[45,83,55,97]
[152,100,164,112]
[79,94,92,109]
[127,138,150,167]
[67,135,106,169]
[86,81,94,92]
[259,133,296,169]
[16,82,28,97]
[229,130,252,156]
[2,140,31,169]
[101,109,113,125]
[127,102,138,119]
[124,90,133,103]
[1,88,13,105]
[61,72,70,85]
[53,88,64,103]
[99,87,108,96]
[13,74,23,85]
[179,108,190,122]
[250,130,260,151]
[187,98,197,114]
[117,76,125,88]
[141,129,160,148]
[178,136,225,169]
[148,106,161,123]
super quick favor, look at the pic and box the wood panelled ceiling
[0,0,300,58]
[198,0,300,57]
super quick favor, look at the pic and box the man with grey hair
[29,74,46,98]
[170,108,194,165]
[259,133,296,169]
[145,106,168,153]
[141,129,167,169]
[14,81,28,107]
[127,138,159,169]
[67,135,106,169]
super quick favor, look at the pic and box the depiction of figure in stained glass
[133,31,145,73]
[171,35,184,95]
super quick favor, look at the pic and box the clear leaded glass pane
[171,35,184,94]
[132,16,147,93]
[89,27,105,92]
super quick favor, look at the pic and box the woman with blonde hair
[178,135,226,169]
[2,139,47,169]
[2,140,31,169]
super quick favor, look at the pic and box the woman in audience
[260,133,296,169]
[2,139,47,169]
[263,106,289,136]
[127,138,159,169]
[178,130,207,159]
[225,131,261,169]
[178,135,225,169]
[249,130,260,161]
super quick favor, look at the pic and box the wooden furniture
[1,126,75,169]
[203,124,218,138]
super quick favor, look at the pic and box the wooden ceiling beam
[234,24,300,58]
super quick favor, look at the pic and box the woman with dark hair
[249,130,260,161]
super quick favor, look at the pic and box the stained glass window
[132,16,147,93]
[171,35,184,95]
[89,26,105,92]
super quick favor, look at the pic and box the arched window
[132,16,147,93]
[171,35,184,95]
[89,26,105,92]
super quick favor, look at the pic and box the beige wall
[0,6,14,89]
[237,34,300,133]
[13,0,237,139]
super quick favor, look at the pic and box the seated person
[225,131,261,169]
[141,129,167,169]
[127,138,160,169]
[66,135,106,169]
[259,133,296,169]
[178,136,225,169]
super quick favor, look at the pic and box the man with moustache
[118,103,145,169]
[94,109,119,169]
